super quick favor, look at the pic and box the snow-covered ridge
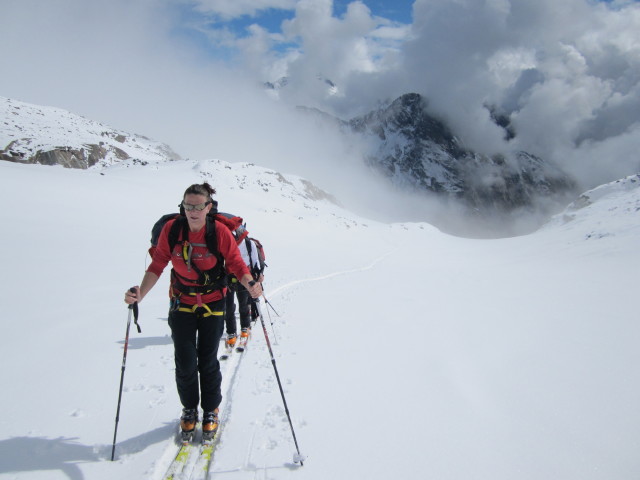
[188,158,342,213]
[544,173,640,240]
[0,96,181,168]
[101,156,350,229]
[567,174,640,210]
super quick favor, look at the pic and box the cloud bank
[245,0,640,191]
[401,0,640,191]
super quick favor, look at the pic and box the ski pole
[265,299,279,345]
[111,288,139,461]
[251,282,304,466]
[260,288,279,344]
[259,295,278,345]
[262,293,280,317]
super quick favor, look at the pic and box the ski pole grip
[128,288,141,333]
[249,280,256,287]
[128,287,138,310]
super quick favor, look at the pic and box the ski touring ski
[188,424,223,480]
[163,443,193,480]
[162,420,222,479]
[162,422,201,480]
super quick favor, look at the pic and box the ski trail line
[267,250,394,298]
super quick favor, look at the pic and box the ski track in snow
[212,251,396,474]
[151,250,394,478]
[268,251,394,298]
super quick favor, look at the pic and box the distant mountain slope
[346,93,577,215]
[189,158,342,214]
[0,96,181,168]
[544,173,640,241]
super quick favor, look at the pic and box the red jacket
[147,219,250,304]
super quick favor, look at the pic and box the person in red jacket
[124,182,262,443]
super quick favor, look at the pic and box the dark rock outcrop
[346,93,576,216]
[1,141,131,169]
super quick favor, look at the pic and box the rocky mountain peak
[346,92,577,220]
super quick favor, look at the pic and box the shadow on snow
[117,335,172,349]
[0,422,175,479]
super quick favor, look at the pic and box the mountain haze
[0,94,582,236]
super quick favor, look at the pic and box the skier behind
[124,182,262,443]
[224,232,265,348]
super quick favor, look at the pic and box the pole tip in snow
[293,452,306,465]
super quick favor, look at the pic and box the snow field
[0,160,639,479]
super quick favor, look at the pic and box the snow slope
[0,159,638,480]
[1,96,179,167]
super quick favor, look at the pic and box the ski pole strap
[128,288,141,333]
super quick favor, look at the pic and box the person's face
[182,193,212,223]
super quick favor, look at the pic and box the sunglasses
[181,201,211,211]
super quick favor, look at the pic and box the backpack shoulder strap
[205,216,220,260]
[245,237,255,268]
[168,215,186,253]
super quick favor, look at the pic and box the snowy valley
[0,151,639,479]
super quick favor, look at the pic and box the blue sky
[190,1,413,36]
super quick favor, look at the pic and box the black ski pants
[224,283,252,335]
[168,298,225,412]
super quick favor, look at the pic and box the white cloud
[268,0,408,111]
[487,48,538,89]
[387,0,640,189]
